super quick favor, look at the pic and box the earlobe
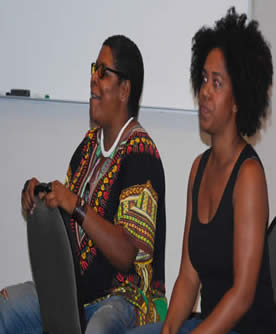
[233,104,238,113]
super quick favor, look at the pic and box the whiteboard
[0,0,249,109]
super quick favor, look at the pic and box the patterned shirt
[65,124,166,325]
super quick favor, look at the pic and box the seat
[267,216,276,302]
[26,188,85,334]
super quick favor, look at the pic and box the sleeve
[116,179,158,255]
[114,150,165,258]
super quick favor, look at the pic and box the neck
[211,134,245,167]
[101,117,134,158]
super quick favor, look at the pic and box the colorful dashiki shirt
[65,123,167,326]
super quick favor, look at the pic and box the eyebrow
[202,68,224,80]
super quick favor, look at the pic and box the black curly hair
[103,35,144,119]
[190,7,273,137]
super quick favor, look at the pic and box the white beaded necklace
[100,117,134,158]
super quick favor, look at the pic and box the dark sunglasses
[91,62,127,79]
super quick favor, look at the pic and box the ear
[232,103,238,113]
[119,80,131,104]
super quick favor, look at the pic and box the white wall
[0,98,88,287]
[0,0,249,110]
[1,0,276,306]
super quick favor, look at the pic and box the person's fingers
[38,192,46,200]
[29,203,36,215]
[22,179,30,192]
[0,288,9,300]
[28,178,39,203]
[21,178,39,212]
[21,181,32,211]
[44,193,58,208]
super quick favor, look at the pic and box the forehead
[96,45,114,66]
[204,48,227,75]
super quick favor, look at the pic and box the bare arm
[39,180,138,272]
[80,205,138,272]
[191,158,269,334]
[162,156,202,334]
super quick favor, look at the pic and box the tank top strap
[192,148,211,210]
[225,144,261,195]
[192,144,261,215]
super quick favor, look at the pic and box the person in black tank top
[127,7,275,334]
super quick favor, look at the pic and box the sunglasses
[91,62,128,80]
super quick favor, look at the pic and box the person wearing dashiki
[1,35,167,334]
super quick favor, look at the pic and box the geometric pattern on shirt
[113,181,160,326]
[111,185,162,326]
[116,180,158,258]
[65,128,161,273]
[65,128,166,325]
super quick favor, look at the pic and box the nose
[200,82,210,100]
[91,70,98,90]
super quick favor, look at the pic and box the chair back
[268,217,276,303]
[27,198,84,334]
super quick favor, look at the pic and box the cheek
[99,84,112,100]
[221,96,234,115]
[102,86,120,106]
[198,87,204,100]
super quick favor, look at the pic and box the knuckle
[0,288,8,300]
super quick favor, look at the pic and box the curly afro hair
[190,7,273,137]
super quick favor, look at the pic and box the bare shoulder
[234,156,268,217]
[237,157,266,187]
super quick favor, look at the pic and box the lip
[199,103,210,114]
[198,103,212,123]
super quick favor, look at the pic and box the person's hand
[21,177,40,214]
[161,323,173,334]
[44,180,77,214]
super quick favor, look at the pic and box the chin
[89,118,98,129]
[89,105,100,127]
[199,120,212,135]
[90,113,104,129]
[199,117,207,130]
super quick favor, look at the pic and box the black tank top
[189,144,276,333]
